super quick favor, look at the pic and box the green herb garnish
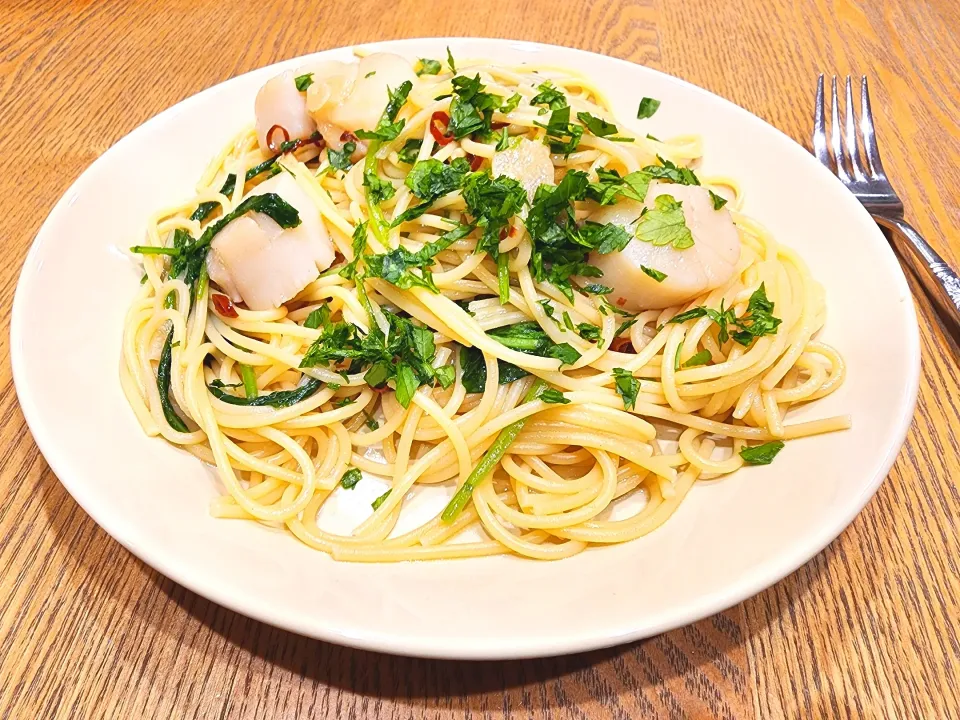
[740,440,785,465]
[636,97,661,119]
[634,194,694,249]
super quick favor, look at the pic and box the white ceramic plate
[11,38,919,659]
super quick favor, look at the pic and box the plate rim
[11,36,921,659]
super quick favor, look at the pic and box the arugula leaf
[641,265,667,282]
[576,111,618,137]
[540,388,570,404]
[461,171,527,256]
[531,81,567,111]
[709,189,728,210]
[636,97,661,119]
[417,58,441,76]
[158,328,189,432]
[397,139,422,164]
[365,223,472,292]
[730,283,782,346]
[339,222,368,280]
[355,81,412,141]
[340,468,362,489]
[536,105,583,155]
[460,346,530,393]
[327,142,356,172]
[363,169,396,204]
[635,194,694,249]
[643,155,700,186]
[740,440,784,465]
[294,73,314,91]
[208,377,323,407]
[448,74,503,139]
[392,157,471,226]
[611,367,639,411]
[500,92,522,113]
[682,349,712,368]
[446,46,456,73]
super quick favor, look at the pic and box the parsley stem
[441,378,547,522]
[239,364,258,399]
[363,142,391,245]
[158,328,189,433]
[497,252,510,305]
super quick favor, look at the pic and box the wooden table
[2,1,958,717]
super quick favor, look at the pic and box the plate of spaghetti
[12,38,919,658]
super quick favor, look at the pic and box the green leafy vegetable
[327,142,356,172]
[540,388,570,404]
[190,156,280,223]
[397,139,422,164]
[641,265,667,282]
[394,363,420,407]
[495,127,510,151]
[644,155,700,185]
[340,468,362,489]
[158,328,189,432]
[365,223,472,293]
[239,364,258,398]
[740,440,785,465]
[576,111,618,137]
[535,105,583,155]
[500,92,522,114]
[434,364,456,389]
[448,74,503,139]
[682,349,712,368]
[294,73,314,91]
[371,489,392,510]
[355,81,412,141]
[611,367,640,411]
[709,189,728,210]
[461,171,527,256]
[531,81,567,111]
[392,157,471,225]
[332,397,355,409]
[338,222,368,280]
[576,322,602,342]
[585,168,651,205]
[497,253,510,304]
[363,169,396,204]
[581,283,613,295]
[459,346,530,393]
[304,305,330,330]
[636,97,661,119]
[667,284,781,347]
[417,58,441,76]
[634,194,694,249]
[208,377,323,408]
[446,46,456,73]
[441,379,547,522]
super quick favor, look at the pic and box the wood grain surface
[1,0,958,717]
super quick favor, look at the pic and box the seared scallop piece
[492,138,555,203]
[254,70,318,153]
[587,182,741,311]
[206,173,334,311]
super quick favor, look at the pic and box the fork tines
[813,74,888,183]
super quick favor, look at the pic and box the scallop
[492,138,555,203]
[254,70,317,153]
[206,173,335,311]
[305,53,417,151]
[587,182,741,311]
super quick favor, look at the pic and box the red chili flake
[340,131,359,144]
[616,297,626,307]
[466,153,483,171]
[211,294,239,318]
[266,124,290,153]
[430,111,453,146]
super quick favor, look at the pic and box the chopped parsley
[392,157,471,226]
[371,489,392,510]
[397,139,422,164]
[576,111,618,137]
[327,142,356,172]
[500,92,522,114]
[364,223,472,293]
[531,81,567,111]
[535,105,583,155]
[446,46,456,73]
[585,168,650,205]
[611,367,640,411]
[581,283,613,295]
[495,127,511,151]
[461,170,528,256]
[363,169,396,204]
[417,58,442,76]
[709,189,728,210]
[304,305,328,329]
[634,194,694,249]
[338,221,368,280]
[294,73,314,91]
[459,346,530,393]
[448,74,503,139]
[682,349,712,368]
[641,265,667,282]
[355,80,412,142]
[645,155,700,185]
[540,388,570,404]
[636,97,661,119]
[740,440,785,465]
[340,468,362,489]
[667,284,781,346]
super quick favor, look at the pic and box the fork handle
[873,214,960,326]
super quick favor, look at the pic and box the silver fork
[813,75,960,325]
